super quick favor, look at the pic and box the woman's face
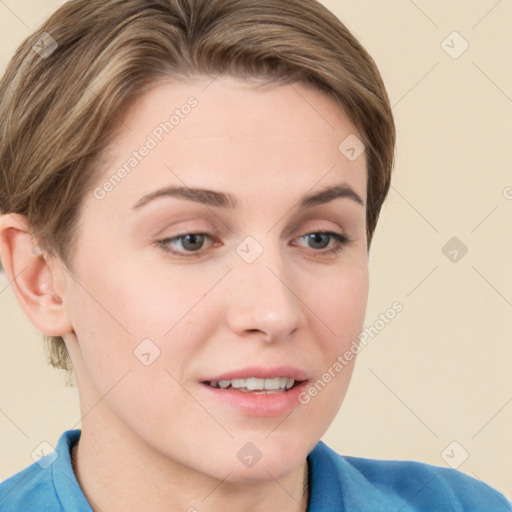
[60,75,369,482]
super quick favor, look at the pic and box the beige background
[1,0,511,500]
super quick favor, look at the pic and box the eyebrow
[131,183,364,211]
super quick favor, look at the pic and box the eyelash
[156,230,352,259]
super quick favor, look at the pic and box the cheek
[67,285,129,384]
[304,258,368,404]
[67,260,211,383]
[311,258,369,343]
[296,263,367,434]
[67,279,199,429]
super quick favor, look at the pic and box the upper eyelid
[159,216,349,238]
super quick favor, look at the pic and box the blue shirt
[1,429,510,511]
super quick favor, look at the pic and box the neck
[71,417,309,512]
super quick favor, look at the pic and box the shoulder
[0,458,56,512]
[307,441,511,512]
[0,430,91,512]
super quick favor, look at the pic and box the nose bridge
[225,234,305,340]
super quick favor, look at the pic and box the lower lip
[199,381,309,417]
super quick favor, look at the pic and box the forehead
[89,76,367,213]
[119,75,358,138]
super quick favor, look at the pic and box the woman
[0,0,509,510]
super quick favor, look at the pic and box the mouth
[199,367,310,416]
[199,365,311,417]
[203,377,303,394]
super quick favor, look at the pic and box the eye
[294,231,352,255]
[157,231,217,257]
[156,229,352,258]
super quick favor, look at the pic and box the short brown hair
[0,0,395,372]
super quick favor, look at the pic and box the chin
[204,432,313,484]
[219,458,302,485]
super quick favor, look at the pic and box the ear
[0,213,73,336]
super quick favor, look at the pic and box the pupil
[184,234,203,251]
[308,233,328,249]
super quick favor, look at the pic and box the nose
[225,241,307,343]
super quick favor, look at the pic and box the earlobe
[0,213,73,336]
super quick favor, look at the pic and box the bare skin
[0,75,368,512]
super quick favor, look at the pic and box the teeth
[231,379,245,388]
[246,378,265,390]
[208,377,297,391]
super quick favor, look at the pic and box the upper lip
[201,366,309,382]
